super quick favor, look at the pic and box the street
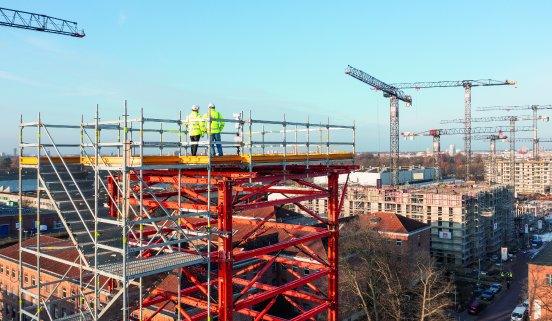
[459,251,530,321]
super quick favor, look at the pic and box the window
[546,274,552,286]
[11,269,15,278]
[396,240,402,246]
[53,304,58,318]
[62,308,67,317]
[5,266,9,276]
[62,288,67,298]
[0,264,3,273]
[292,266,298,273]
[24,274,28,284]
[71,290,77,302]
[304,268,310,275]
[31,276,36,286]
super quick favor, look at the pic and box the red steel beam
[237,308,287,321]
[232,277,326,303]
[327,172,339,321]
[218,180,234,321]
[234,230,329,262]
[290,303,330,321]
[234,270,329,310]
[234,192,327,211]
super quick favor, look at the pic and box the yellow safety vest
[204,109,225,134]
[185,111,205,136]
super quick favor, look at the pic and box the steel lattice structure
[345,65,412,186]
[18,104,356,321]
[477,105,552,159]
[391,79,516,181]
[402,126,532,183]
[472,134,508,184]
[0,7,84,37]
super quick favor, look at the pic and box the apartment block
[302,183,513,267]
[488,158,552,195]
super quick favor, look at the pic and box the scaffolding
[18,102,356,321]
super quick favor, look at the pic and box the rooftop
[359,212,430,235]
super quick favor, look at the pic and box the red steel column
[218,180,233,320]
[327,172,339,321]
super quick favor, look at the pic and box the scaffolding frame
[18,103,356,321]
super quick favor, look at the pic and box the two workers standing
[184,104,225,156]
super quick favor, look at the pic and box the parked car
[489,283,502,294]
[511,305,528,321]
[480,290,495,302]
[522,299,529,308]
[468,300,486,315]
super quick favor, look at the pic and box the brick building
[528,242,552,320]
[0,236,111,321]
[353,212,431,264]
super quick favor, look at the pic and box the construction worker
[204,103,225,156]
[508,271,513,279]
[500,271,505,279]
[184,105,205,156]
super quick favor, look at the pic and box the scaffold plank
[97,252,204,280]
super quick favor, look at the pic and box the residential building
[350,212,431,264]
[0,236,112,321]
[489,157,552,195]
[313,167,434,186]
[528,242,552,320]
[299,183,513,266]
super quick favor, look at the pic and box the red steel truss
[108,164,357,321]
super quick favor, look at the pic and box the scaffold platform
[18,104,356,321]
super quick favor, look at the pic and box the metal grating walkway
[97,252,204,280]
[52,311,93,321]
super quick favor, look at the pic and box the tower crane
[443,114,549,189]
[391,79,516,180]
[402,126,532,183]
[472,134,508,184]
[476,105,552,159]
[345,65,412,186]
[0,7,84,37]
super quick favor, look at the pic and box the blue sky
[1,1,551,153]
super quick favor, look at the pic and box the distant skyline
[1,1,551,153]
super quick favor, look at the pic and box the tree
[339,223,452,321]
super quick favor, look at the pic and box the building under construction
[301,183,513,266]
[488,157,552,195]
[16,104,356,321]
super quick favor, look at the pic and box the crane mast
[473,134,508,184]
[345,65,412,186]
[392,79,516,181]
[402,126,532,183]
[477,105,552,159]
[0,7,84,37]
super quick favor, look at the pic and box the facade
[353,212,431,264]
[313,167,434,186]
[528,242,552,320]
[0,236,111,321]
[488,157,552,195]
[299,184,513,266]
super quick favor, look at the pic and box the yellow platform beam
[21,152,354,167]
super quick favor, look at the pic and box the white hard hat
[192,105,199,111]
[208,103,215,109]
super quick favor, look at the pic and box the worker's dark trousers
[190,135,201,156]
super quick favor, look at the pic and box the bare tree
[527,264,552,320]
[415,260,453,321]
[340,222,452,321]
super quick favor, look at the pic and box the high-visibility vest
[204,109,225,134]
[185,111,205,136]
